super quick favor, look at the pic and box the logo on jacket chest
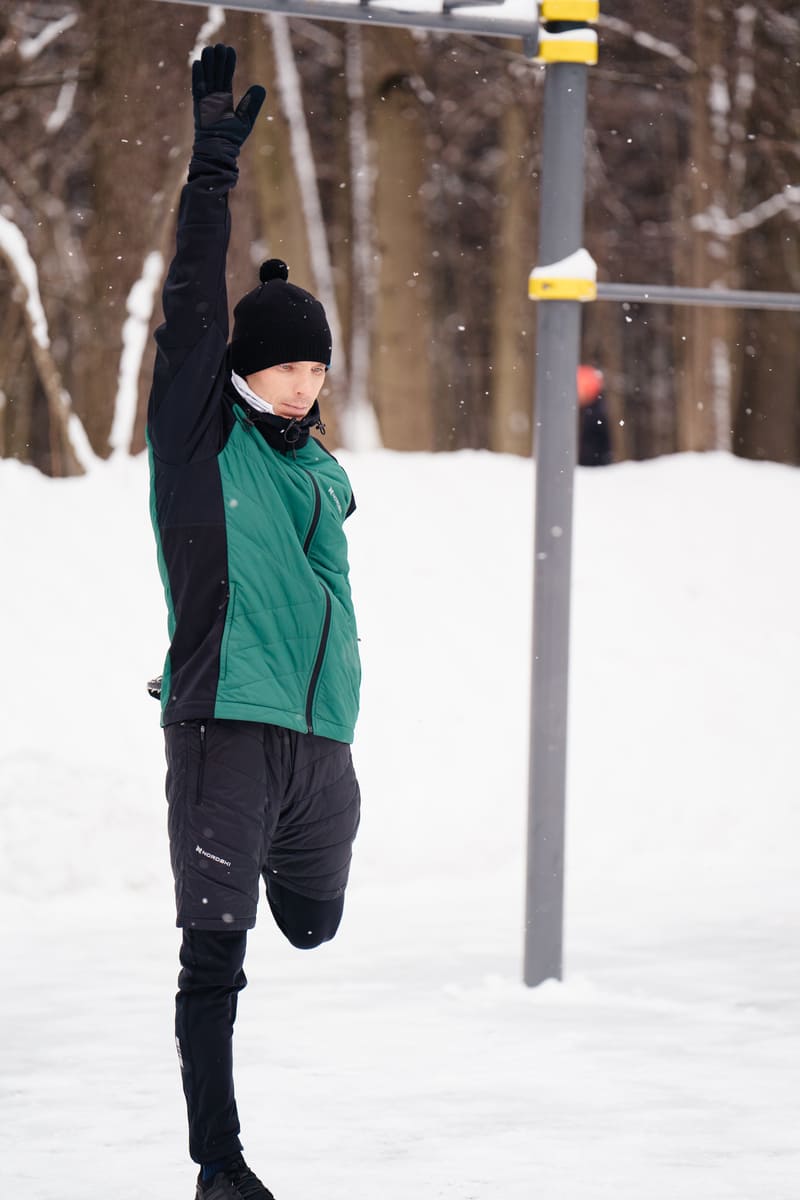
[326,485,343,517]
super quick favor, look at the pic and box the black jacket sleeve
[147,139,240,464]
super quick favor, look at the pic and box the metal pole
[596,281,800,311]
[524,60,590,987]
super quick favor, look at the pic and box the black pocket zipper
[196,722,207,804]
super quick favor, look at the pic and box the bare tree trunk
[732,7,800,463]
[737,309,800,463]
[369,38,435,451]
[490,100,536,456]
[74,0,199,457]
[246,19,347,446]
[247,21,312,276]
[267,13,357,442]
[679,1,754,453]
[344,25,382,449]
[0,294,25,460]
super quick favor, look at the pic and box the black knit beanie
[230,259,332,376]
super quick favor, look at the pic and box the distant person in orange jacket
[577,364,613,467]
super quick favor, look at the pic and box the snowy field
[1,448,797,1199]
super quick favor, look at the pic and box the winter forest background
[1,0,799,474]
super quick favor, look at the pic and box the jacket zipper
[300,469,328,731]
[305,587,331,734]
[196,722,207,804]
[302,470,322,554]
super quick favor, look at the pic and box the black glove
[192,43,265,150]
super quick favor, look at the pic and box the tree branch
[692,186,800,237]
[0,68,90,95]
[598,15,696,73]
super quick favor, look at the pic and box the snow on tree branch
[110,251,164,456]
[762,5,800,44]
[729,5,757,193]
[692,186,800,237]
[734,5,757,116]
[0,212,50,349]
[45,71,78,134]
[189,6,226,64]
[598,15,695,73]
[0,211,94,474]
[0,71,88,96]
[18,12,78,63]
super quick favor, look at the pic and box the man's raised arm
[147,44,265,460]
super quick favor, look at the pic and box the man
[147,44,362,1200]
[577,363,613,466]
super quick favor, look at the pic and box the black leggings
[175,880,344,1164]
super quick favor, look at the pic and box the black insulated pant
[176,888,344,1163]
[165,719,359,1163]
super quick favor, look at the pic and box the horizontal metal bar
[444,0,506,9]
[597,282,800,312]
[150,0,539,40]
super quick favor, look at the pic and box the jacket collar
[224,377,325,455]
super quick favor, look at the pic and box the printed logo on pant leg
[195,844,232,869]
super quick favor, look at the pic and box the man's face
[245,362,327,420]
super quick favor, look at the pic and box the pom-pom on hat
[260,258,288,282]
[230,258,332,376]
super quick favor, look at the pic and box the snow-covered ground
[1,449,797,1199]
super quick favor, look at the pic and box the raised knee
[283,918,340,950]
[267,883,343,950]
[286,930,324,950]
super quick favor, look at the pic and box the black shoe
[195,1155,275,1200]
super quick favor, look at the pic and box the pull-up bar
[597,282,800,312]
[153,0,540,41]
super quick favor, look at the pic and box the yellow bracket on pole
[528,276,597,301]
[536,0,599,64]
[541,0,599,20]
[535,30,598,64]
[528,250,598,301]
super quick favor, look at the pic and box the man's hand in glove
[192,43,266,150]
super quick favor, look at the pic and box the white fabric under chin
[231,370,275,415]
